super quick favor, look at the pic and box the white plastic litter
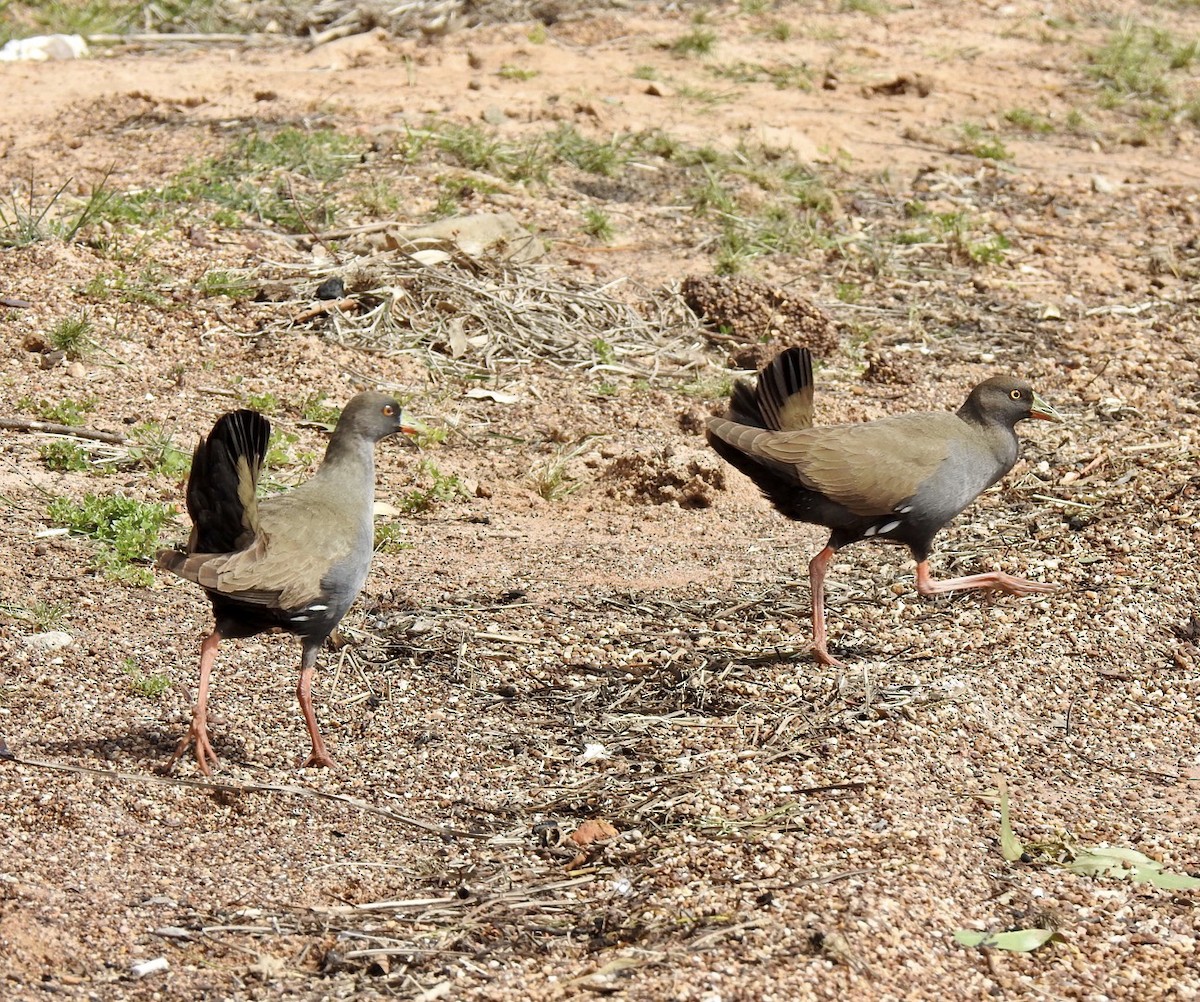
[0,34,88,62]
[130,957,169,979]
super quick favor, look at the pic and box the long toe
[301,750,337,770]
[811,642,846,668]
[193,732,218,776]
[167,721,218,776]
[995,574,1059,596]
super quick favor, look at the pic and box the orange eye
[1009,389,1022,400]
[383,404,395,416]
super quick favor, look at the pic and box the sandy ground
[1,1,1199,999]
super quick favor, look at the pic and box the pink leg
[808,545,845,668]
[168,629,221,776]
[915,560,1057,598]
[297,663,336,770]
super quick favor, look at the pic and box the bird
[158,391,417,775]
[706,347,1060,667]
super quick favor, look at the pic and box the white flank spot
[878,520,902,534]
[897,505,914,514]
[307,604,329,612]
[291,615,310,622]
[863,526,877,537]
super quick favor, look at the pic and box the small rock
[1090,174,1115,194]
[315,276,345,300]
[23,631,72,652]
[481,105,507,125]
[66,360,86,378]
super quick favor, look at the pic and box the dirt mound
[604,445,726,508]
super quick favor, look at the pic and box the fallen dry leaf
[564,818,620,870]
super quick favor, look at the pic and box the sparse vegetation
[262,431,317,488]
[842,0,889,14]
[48,313,93,358]
[0,168,116,248]
[47,492,173,586]
[1,600,69,631]
[374,522,414,553]
[40,440,92,472]
[671,27,717,57]
[591,337,617,366]
[1005,107,1055,133]
[197,269,256,299]
[498,64,538,81]
[1089,20,1199,118]
[122,658,172,698]
[82,267,170,306]
[529,446,584,501]
[3,12,1197,994]
[712,61,813,90]
[18,395,97,427]
[124,422,191,477]
[551,124,630,177]
[246,391,281,414]
[300,392,342,426]
[959,122,1013,160]
[400,460,471,513]
[582,206,614,241]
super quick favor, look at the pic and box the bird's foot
[986,572,1059,597]
[300,748,337,770]
[167,717,218,776]
[810,641,846,668]
[915,564,1057,599]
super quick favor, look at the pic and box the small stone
[66,360,86,378]
[23,631,72,652]
[1090,174,1115,194]
[315,276,344,300]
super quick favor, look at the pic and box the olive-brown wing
[709,412,957,517]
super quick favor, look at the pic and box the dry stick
[1,752,486,839]
[293,297,360,324]
[87,32,278,45]
[0,417,129,445]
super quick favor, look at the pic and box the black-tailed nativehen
[707,347,1059,667]
[159,392,416,774]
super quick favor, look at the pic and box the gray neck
[311,430,377,506]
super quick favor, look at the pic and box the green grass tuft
[122,658,172,698]
[48,313,93,358]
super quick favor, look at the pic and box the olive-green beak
[1030,392,1062,422]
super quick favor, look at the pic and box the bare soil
[2,2,1199,999]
